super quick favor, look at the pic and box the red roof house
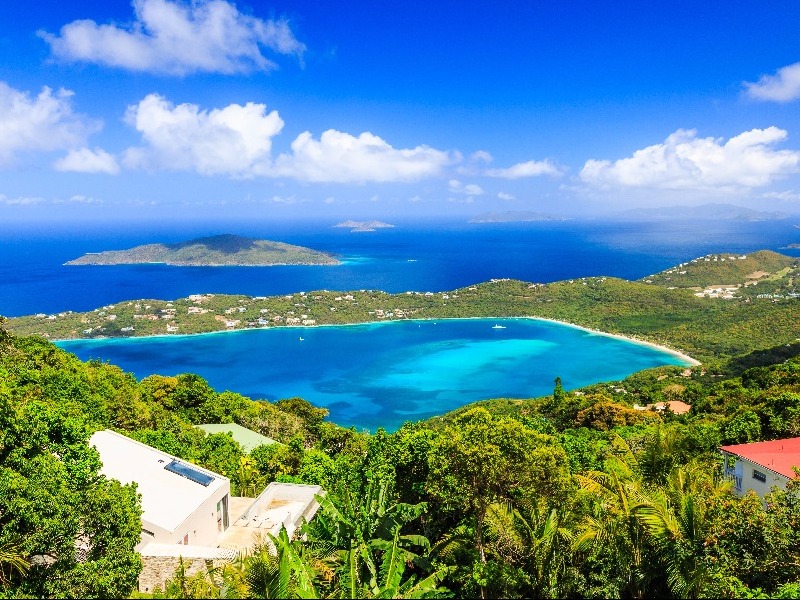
[720,437,800,498]
[633,400,692,415]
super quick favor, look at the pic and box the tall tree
[553,377,565,404]
[0,397,142,597]
[426,408,572,598]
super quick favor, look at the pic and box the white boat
[299,337,304,341]
[492,324,506,329]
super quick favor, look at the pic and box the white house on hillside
[90,429,324,593]
[90,429,232,549]
[720,437,800,498]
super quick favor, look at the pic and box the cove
[56,318,694,432]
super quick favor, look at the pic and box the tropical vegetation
[4,248,800,597]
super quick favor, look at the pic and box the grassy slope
[639,249,799,289]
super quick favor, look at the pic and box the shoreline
[63,261,342,267]
[54,315,701,366]
[526,316,701,366]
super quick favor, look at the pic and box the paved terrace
[218,483,323,554]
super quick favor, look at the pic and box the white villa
[89,430,323,592]
[720,437,800,498]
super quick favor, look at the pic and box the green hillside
[6,306,800,598]
[640,249,799,290]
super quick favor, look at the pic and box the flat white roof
[90,430,228,534]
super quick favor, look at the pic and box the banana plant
[305,478,451,598]
[246,527,322,599]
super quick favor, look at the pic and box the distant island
[469,211,571,223]
[333,220,395,232]
[65,234,340,267]
[618,203,790,222]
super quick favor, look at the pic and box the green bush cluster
[8,304,800,596]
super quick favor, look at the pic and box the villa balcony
[725,468,742,492]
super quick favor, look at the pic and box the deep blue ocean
[2,218,799,317]
[4,217,800,430]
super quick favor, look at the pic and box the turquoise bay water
[57,318,692,432]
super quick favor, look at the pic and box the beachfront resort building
[89,430,323,592]
[720,437,800,498]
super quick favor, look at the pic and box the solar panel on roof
[164,459,215,487]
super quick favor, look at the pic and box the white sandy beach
[527,316,701,366]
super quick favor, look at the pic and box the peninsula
[333,220,395,232]
[13,249,800,364]
[65,234,340,267]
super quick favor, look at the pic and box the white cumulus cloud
[268,194,305,205]
[497,192,515,200]
[120,94,454,182]
[122,93,284,176]
[448,179,484,196]
[762,190,800,202]
[485,159,563,179]
[470,150,493,163]
[580,127,800,192]
[0,82,99,166]
[63,194,104,204]
[273,130,454,183]
[0,194,46,206]
[54,147,119,174]
[744,62,800,102]
[40,0,305,75]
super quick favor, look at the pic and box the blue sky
[1,0,800,222]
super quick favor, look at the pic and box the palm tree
[483,500,575,598]
[236,455,259,498]
[161,557,222,599]
[634,464,730,598]
[574,437,655,598]
[0,539,29,590]
[638,424,683,485]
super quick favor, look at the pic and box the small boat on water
[492,324,506,329]
[299,337,304,341]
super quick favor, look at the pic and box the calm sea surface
[57,318,693,431]
[6,217,799,430]
[3,218,799,317]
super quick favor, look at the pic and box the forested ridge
[6,314,800,598]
